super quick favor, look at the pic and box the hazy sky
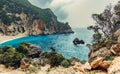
[28,0,119,28]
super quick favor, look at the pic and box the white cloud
[50,0,73,7]
[29,0,119,28]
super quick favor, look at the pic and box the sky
[28,0,119,28]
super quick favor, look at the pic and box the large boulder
[99,61,112,70]
[90,57,104,69]
[89,47,112,63]
[73,62,84,73]
[73,38,85,45]
[108,57,120,74]
[26,43,41,58]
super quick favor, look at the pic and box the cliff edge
[0,0,73,36]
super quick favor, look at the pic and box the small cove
[0,28,93,60]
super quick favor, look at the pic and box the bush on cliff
[41,48,71,67]
[42,51,65,67]
[16,42,29,55]
[0,46,24,68]
[92,38,117,51]
[61,59,70,68]
[50,53,65,67]
[105,56,114,61]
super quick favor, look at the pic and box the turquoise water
[0,28,93,60]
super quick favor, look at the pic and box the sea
[0,28,93,60]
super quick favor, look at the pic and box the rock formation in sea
[0,0,73,36]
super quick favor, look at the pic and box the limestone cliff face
[30,20,46,35]
[0,0,73,36]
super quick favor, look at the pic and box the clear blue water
[0,28,93,60]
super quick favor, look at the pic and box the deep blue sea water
[0,28,93,60]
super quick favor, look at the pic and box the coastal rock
[18,43,41,58]
[114,29,120,43]
[73,62,91,73]
[110,44,120,55]
[114,29,120,37]
[20,60,29,70]
[108,57,120,74]
[89,47,112,63]
[73,62,85,73]
[90,57,104,69]
[70,57,80,66]
[99,61,112,70]
[73,38,85,45]
[39,57,50,66]
[26,43,41,58]
[31,58,41,65]
[82,62,91,70]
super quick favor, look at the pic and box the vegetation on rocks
[0,46,24,68]
[87,1,120,74]
[104,56,114,61]
[41,48,71,67]
[61,59,70,68]
[0,42,41,68]
[0,0,73,36]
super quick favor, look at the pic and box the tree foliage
[88,3,120,39]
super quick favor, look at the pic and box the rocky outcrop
[110,44,120,55]
[90,57,104,69]
[70,57,80,66]
[20,60,29,70]
[114,29,120,43]
[89,47,112,63]
[108,57,120,74]
[19,43,41,58]
[25,43,41,58]
[99,61,111,70]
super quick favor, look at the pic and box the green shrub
[0,46,24,68]
[42,51,52,58]
[61,59,70,68]
[80,60,86,64]
[105,56,114,61]
[2,52,23,68]
[16,43,29,55]
[92,38,117,51]
[22,57,31,63]
[50,53,65,67]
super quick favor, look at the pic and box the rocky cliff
[0,0,73,36]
